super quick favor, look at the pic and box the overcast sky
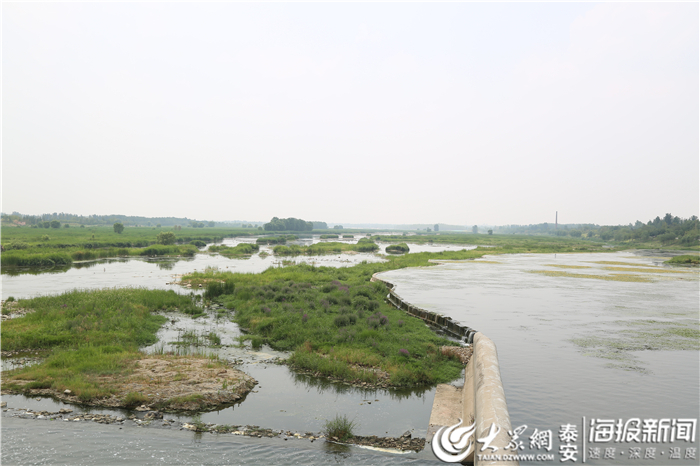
[3,2,698,226]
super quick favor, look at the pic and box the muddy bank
[2,355,257,411]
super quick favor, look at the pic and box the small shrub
[207,331,222,346]
[250,335,264,349]
[334,315,351,327]
[302,313,308,323]
[322,414,357,441]
[385,243,410,254]
[203,280,235,300]
[6,296,15,302]
[399,348,410,357]
[397,319,405,327]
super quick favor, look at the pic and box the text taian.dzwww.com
[477,453,556,462]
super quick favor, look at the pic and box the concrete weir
[370,273,477,343]
[372,273,516,465]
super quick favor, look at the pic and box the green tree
[50,220,61,229]
[472,225,478,234]
[488,229,493,235]
[113,222,125,234]
[156,232,177,245]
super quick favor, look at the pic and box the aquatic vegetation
[273,241,379,256]
[529,270,655,283]
[203,279,236,300]
[1,288,202,400]
[665,254,700,266]
[256,235,298,245]
[182,251,485,387]
[601,266,694,274]
[571,315,699,374]
[587,261,647,266]
[544,264,592,269]
[323,414,357,441]
[385,243,410,254]
[208,243,259,257]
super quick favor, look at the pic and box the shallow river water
[380,251,699,464]
[2,247,698,465]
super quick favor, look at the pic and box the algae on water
[529,270,655,282]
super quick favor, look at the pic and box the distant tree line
[495,213,698,246]
[263,217,313,232]
[0,212,220,228]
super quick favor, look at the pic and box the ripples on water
[2,417,442,465]
[381,251,699,465]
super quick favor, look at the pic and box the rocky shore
[2,404,427,453]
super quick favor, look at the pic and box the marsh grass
[530,270,655,282]
[602,266,694,274]
[323,414,357,441]
[208,243,260,257]
[385,243,410,254]
[273,241,379,256]
[545,264,592,269]
[1,245,198,268]
[1,288,202,400]
[665,255,700,266]
[182,251,490,387]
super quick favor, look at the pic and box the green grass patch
[665,254,700,266]
[182,250,492,387]
[323,414,357,441]
[273,241,379,256]
[256,235,298,245]
[208,243,260,257]
[385,243,410,254]
[530,270,655,283]
[1,288,202,400]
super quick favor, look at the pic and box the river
[2,246,698,465]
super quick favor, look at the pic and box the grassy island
[208,243,260,257]
[181,249,494,387]
[1,288,256,409]
[665,254,700,266]
[385,243,410,254]
[272,239,379,256]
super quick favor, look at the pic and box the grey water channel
[380,251,699,465]
[2,245,697,465]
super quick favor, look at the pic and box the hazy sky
[3,2,698,226]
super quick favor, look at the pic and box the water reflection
[1,265,72,276]
[290,371,434,401]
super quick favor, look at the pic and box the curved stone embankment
[371,273,477,343]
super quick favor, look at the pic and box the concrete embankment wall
[370,273,477,343]
[468,332,516,466]
[372,273,515,465]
